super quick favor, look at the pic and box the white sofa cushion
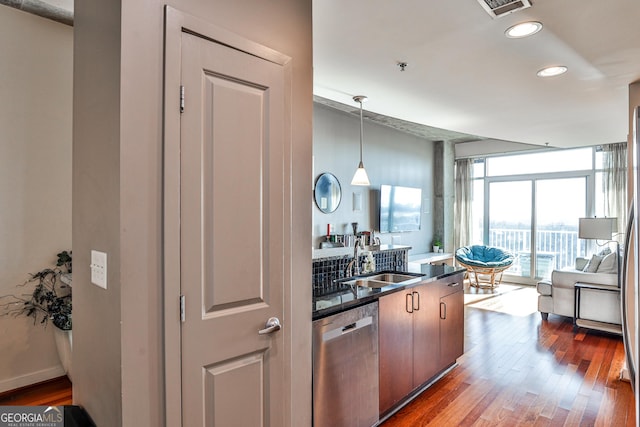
[575,257,589,271]
[597,252,618,274]
[584,255,603,272]
[551,269,617,288]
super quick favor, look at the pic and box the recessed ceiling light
[505,21,543,38]
[537,66,568,77]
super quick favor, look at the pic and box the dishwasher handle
[322,316,374,342]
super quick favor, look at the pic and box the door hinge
[180,295,185,322]
[180,85,185,113]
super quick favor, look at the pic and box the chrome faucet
[370,229,380,246]
[345,237,364,277]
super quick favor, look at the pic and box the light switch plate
[352,191,362,212]
[91,250,107,289]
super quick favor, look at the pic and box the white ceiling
[23,0,640,148]
[313,0,640,148]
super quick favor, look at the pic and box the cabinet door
[412,283,441,387]
[439,288,464,368]
[379,290,414,415]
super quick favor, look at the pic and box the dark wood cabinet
[379,272,465,416]
[412,284,441,386]
[378,289,415,414]
[439,279,464,370]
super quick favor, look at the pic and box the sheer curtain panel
[454,158,474,250]
[602,142,627,237]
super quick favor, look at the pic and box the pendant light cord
[351,94,370,186]
[359,99,364,166]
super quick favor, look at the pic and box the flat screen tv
[379,184,422,233]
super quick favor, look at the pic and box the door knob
[258,317,282,335]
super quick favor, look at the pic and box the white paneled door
[174,25,290,426]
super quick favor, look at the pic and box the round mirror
[314,173,342,213]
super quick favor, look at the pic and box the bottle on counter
[363,251,376,273]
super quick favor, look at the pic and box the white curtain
[454,158,474,250]
[602,142,627,239]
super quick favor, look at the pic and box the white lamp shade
[578,217,616,240]
[351,164,370,186]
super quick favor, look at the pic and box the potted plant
[1,250,73,378]
[432,237,442,253]
[1,251,72,330]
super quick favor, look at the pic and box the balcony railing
[489,228,586,279]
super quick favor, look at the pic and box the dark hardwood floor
[0,284,634,427]
[0,376,71,406]
[383,284,635,426]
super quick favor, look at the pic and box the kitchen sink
[339,271,422,290]
[364,273,420,283]
[345,279,391,289]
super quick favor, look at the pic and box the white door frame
[162,6,292,425]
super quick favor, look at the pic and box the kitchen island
[312,263,466,426]
[313,263,464,320]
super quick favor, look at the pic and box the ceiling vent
[476,0,532,18]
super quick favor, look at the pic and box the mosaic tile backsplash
[312,248,409,295]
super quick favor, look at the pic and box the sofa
[537,251,621,325]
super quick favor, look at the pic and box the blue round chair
[455,245,515,289]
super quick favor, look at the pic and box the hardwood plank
[4,285,634,425]
[562,393,588,426]
[0,376,71,406]
[549,407,570,426]
[383,284,634,427]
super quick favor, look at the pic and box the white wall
[0,5,72,392]
[313,103,434,253]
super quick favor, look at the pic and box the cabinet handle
[440,302,446,319]
[406,293,413,313]
[448,282,461,287]
[412,291,420,311]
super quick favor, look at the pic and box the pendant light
[351,95,370,186]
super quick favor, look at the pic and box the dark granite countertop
[312,264,466,320]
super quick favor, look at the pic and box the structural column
[433,140,455,253]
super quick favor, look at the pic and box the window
[466,146,622,283]
[535,177,587,274]
[486,148,592,176]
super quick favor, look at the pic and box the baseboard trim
[620,366,632,382]
[0,365,65,394]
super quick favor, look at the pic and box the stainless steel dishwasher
[313,302,379,427]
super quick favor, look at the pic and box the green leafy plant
[433,237,442,247]
[0,251,72,330]
[56,250,72,273]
